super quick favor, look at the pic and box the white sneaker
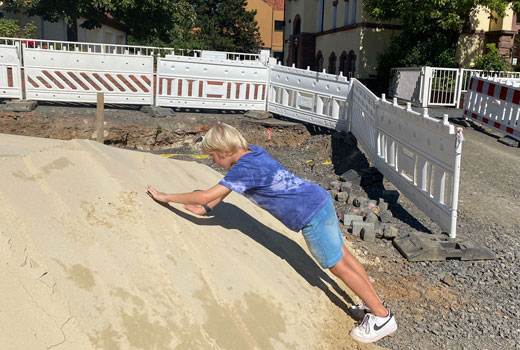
[350,309,397,343]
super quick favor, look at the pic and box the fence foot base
[140,106,175,118]
[497,136,520,148]
[244,110,272,120]
[393,231,495,262]
[3,99,37,112]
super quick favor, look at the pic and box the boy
[146,123,397,343]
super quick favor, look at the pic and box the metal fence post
[455,68,465,109]
[420,66,431,108]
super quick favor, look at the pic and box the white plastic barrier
[350,79,379,160]
[0,35,466,237]
[463,76,520,141]
[377,100,463,237]
[23,49,154,104]
[350,79,463,237]
[156,55,267,110]
[0,45,23,99]
[267,64,350,130]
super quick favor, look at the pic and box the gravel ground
[1,102,519,350]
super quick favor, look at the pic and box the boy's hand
[183,204,208,216]
[146,185,169,202]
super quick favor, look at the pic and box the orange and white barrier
[463,76,520,140]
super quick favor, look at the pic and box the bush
[0,18,37,38]
[473,44,512,72]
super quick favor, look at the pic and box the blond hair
[202,123,249,156]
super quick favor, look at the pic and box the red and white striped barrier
[463,76,520,140]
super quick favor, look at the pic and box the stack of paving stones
[328,177,400,242]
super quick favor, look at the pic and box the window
[318,0,324,32]
[347,50,356,78]
[328,52,337,74]
[332,1,338,29]
[351,0,357,24]
[344,0,350,26]
[339,51,348,75]
[274,20,284,32]
[316,51,324,72]
[293,15,301,35]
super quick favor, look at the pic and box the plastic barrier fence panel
[350,79,379,161]
[349,79,463,237]
[268,64,350,130]
[376,100,463,237]
[0,45,22,99]
[23,49,153,104]
[463,76,520,141]
[156,56,267,110]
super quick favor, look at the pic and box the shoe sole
[350,323,398,343]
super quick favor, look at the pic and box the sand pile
[0,134,379,350]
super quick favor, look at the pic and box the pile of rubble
[327,169,400,242]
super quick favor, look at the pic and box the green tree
[364,0,520,87]
[2,0,262,53]
[190,0,262,52]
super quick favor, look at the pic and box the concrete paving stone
[340,182,353,193]
[352,221,375,236]
[378,200,389,214]
[329,181,342,191]
[361,227,376,242]
[380,210,393,223]
[383,224,398,239]
[364,212,379,224]
[374,223,383,239]
[353,197,367,208]
[366,200,377,209]
[342,214,363,227]
[336,192,349,202]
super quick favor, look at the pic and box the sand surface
[0,134,381,350]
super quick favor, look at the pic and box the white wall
[2,12,126,44]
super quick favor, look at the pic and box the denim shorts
[301,198,344,269]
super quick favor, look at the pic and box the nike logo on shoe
[373,311,393,331]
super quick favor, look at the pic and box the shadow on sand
[154,200,354,314]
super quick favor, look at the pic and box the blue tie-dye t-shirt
[219,145,330,231]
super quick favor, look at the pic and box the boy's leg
[340,246,382,305]
[329,247,388,317]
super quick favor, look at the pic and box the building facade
[457,6,518,67]
[245,0,285,62]
[285,1,520,82]
[283,0,400,81]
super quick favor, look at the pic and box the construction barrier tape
[159,153,210,159]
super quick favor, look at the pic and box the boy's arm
[146,184,231,207]
[184,190,231,216]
